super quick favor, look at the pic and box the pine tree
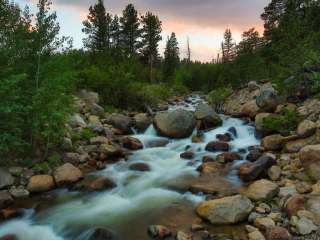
[82,0,112,51]
[186,36,191,64]
[221,28,236,63]
[120,4,141,57]
[237,28,263,55]
[164,32,179,78]
[110,15,121,49]
[141,11,162,82]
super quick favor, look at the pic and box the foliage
[262,109,301,136]
[208,87,232,106]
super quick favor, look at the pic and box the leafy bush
[262,109,301,136]
[207,87,232,106]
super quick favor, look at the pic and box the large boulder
[194,103,222,131]
[299,144,320,181]
[53,163,83,186]
[133,113,151,132]
[196,194,254,224]
[0,168,14,189]
[27,175,55,193]
[243,179,279,201]
[153,109,196,138]
[239,155,276,181]
[108,114,133,134]
[297,120,317,138]
[256,90,279,113]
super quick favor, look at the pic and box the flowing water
[0,96,260,240]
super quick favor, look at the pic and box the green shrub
[80,128,97,141]
[207,87,232,106]
[262,109,301,136]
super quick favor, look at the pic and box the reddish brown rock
[266,226,292,240]
[180,151,195,160]
[205,141,229,152]
[121,136,143,150]
[216,152,241,163]
[129,163,150,172]
[285,195,305,218]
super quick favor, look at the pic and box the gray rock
[194,103,222,131]
[0,190,13,208]
[256,90,279,112]
[0,168,14,189]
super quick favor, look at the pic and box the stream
[0,96,260,240]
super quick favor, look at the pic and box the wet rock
[205,141,229,152]
[134,113,151,132]
[268,166,281,181]
[194,103,222,131]
[0,235,17,240]
[261,134,285,151]
[27,175,55,193]
[70,114,87,128]
[180,151,195,160]
[121,137,143,150]
[196,194,254,224]
[284,195,305,218]
[108,114,133,134]
[266,226,291,240]
[246,147,263,162]
[153,109,196,139]
[0,191,13,209]
[216,133,232,142]
[148,225,171,239]
[74,175,116,192]
[129,163,150,172]
[228,127,238,138]
[297,120,317,138]
[53,163,83,186]
[239,155,276,181]
[216,152,241,163]
[254,217,275,231]
[299,144,320,181]
[191,134,204,143]
[256,90,279,112]
[146,139,169,148]
[9,186,29,199]
[0,208,23,221]
[241,100,260,119]
[0,168,14,189]
[88,227,113,240]
[243,179,279,201]
[176,231,193,240]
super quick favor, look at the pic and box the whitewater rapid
[0,96,260,240]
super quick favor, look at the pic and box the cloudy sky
[16,0,270,62]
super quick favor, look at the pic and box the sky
[16,0,270,62]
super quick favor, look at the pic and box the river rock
[254,217,275,231]
[268,166,281,181]
[246,147,263,162]
[88,115,103,132]
[70,114,86,128]
[121,136,143,150]
[299,144,320,180]
[180,151,195,160]
[153,109,196,138]
[256,90,279,112]
[196,194,254,224]
[284,136,315,153]
[248,81,260,92]
[216,152,241,163]
[297,120,317,138]
[100,144,124,158]
[239,155,276,181]
[194,103,222,131]
[108,114,133,134]
[54,163,83,186]
[90,136,109,145]
[284,195,305,218]
[134,113,151,132]
[148,225,171,238]
[74,175,116,192]
[176,231,193,240]
[255,113,272,132]
[205,141,229,152]
[88,227,113,240]
[129,163,150,172]
[0,168,14,189]
[265,226,291,240]
[248,230,266,240]
[0,191,13,209]
[291,216,318,235]
[145,138,169,148]
[216,133,232,142]
[241,100,260,118]
[79,90,99,104]
[88,103,105,117]
[261,134,286,151]
[9,187,29,199]
[243,179,279,201]
[27,175,55,193]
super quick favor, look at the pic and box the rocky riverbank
[0,83,320,240]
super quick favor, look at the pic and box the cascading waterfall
[0,96,260,240]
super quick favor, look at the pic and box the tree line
[1,0,320,161]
